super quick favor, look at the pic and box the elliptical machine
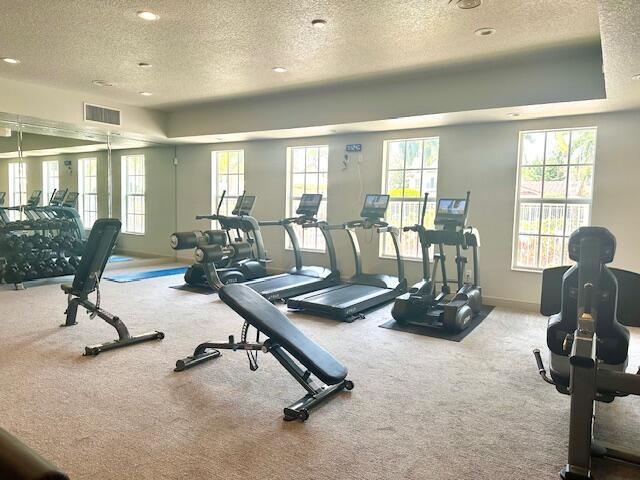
[391,191,482,332]
[170,191,268,290]
[534,227,640,479]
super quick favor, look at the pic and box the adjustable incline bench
[176,283,354,421]
[61,218,164,356]
[0,427,69,480]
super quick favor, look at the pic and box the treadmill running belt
[250,274,320,293]
[297,284,387,308]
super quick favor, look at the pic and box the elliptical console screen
[296,193,322,216]
[435,198,467,225]
[232,195,256,216]
[361,194,390,219]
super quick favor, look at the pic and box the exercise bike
[533,226,640,479]
[170,191,268,290]
[391,191,481,332]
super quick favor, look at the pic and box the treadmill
[287,194,407,322]
[244,193,340,301]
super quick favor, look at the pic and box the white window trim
[121,155,146,235]
[285,145,329,254]
[211,149,245,229]
[78,157,98,229]
[42,160,59,205]
[8,161,27,221]
[511,127,597,272]
[380,136,439,262]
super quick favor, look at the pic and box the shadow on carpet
[378,305,494,342]
[170,284,217,295]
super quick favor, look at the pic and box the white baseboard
[483,295,540,313]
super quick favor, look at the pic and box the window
[286,145,329,252]
[212,150,245,224]
[381,137,439,259]
[78,157,98,228]
[513,128,596,270]
[42,160,59,205]
[121,155,146,234]
[8,162,27,220]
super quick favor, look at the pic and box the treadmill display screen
[361,194,390,219]
[435,198,467,225]
[50,189,67,205]
[28,190,42,206]
[63,192,79,207]
[232,195,256,215]
[296,193,322,216]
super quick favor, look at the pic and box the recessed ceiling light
[137,62,152,68]
[137,10,159,21]
[474,27,496,36]
[507,113,520,118]
[632,73,640,80]
[139,91,153,96]
[1,57,20,64]
[272,67,288,73]
[311,19,327,28]
[456,0,481,9]
[92,80,113,87]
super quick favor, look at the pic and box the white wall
[175,110,640,307]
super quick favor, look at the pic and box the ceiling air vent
[84,103,121,126]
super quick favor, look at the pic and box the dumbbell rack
[0,220,85,290]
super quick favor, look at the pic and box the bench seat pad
[219,284,348,385]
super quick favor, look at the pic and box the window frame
[8,161,27,221]
[42,160,60,205]
[121,154,146,235]
[285,144,329,253]
[380,136,440,262]
[512,127,597,272]
[211,149,245,228]
[78,157,98,229]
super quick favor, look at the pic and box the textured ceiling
[0,0,600,110]
[597,0,640,109]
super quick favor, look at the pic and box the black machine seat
[219,284,348,385]
[0,428,69,480]
[62,218,121,298]
[542,227,630,369]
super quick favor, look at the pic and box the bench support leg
[270,345,353,422]
[64,296,164,356]
[175,337,263,372]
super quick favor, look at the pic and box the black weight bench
[176,283,353,421]
[61,218,164,356]
[0,427,69,480]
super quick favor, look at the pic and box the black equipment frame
[61,218,164,355]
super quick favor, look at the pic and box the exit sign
[346,144,362,152]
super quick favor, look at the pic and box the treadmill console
[27,190,42,207]
[360,194,389,220]
[62,192,79,208]
[0,192,5,206]
[231,195,256,216]
[296,193,322,217]
[434,198,468,227]
[50,189,68,206]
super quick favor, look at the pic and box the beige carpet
[0,267,639,480]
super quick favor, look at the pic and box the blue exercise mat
[108,255,133,263]
[105,267,187,283]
